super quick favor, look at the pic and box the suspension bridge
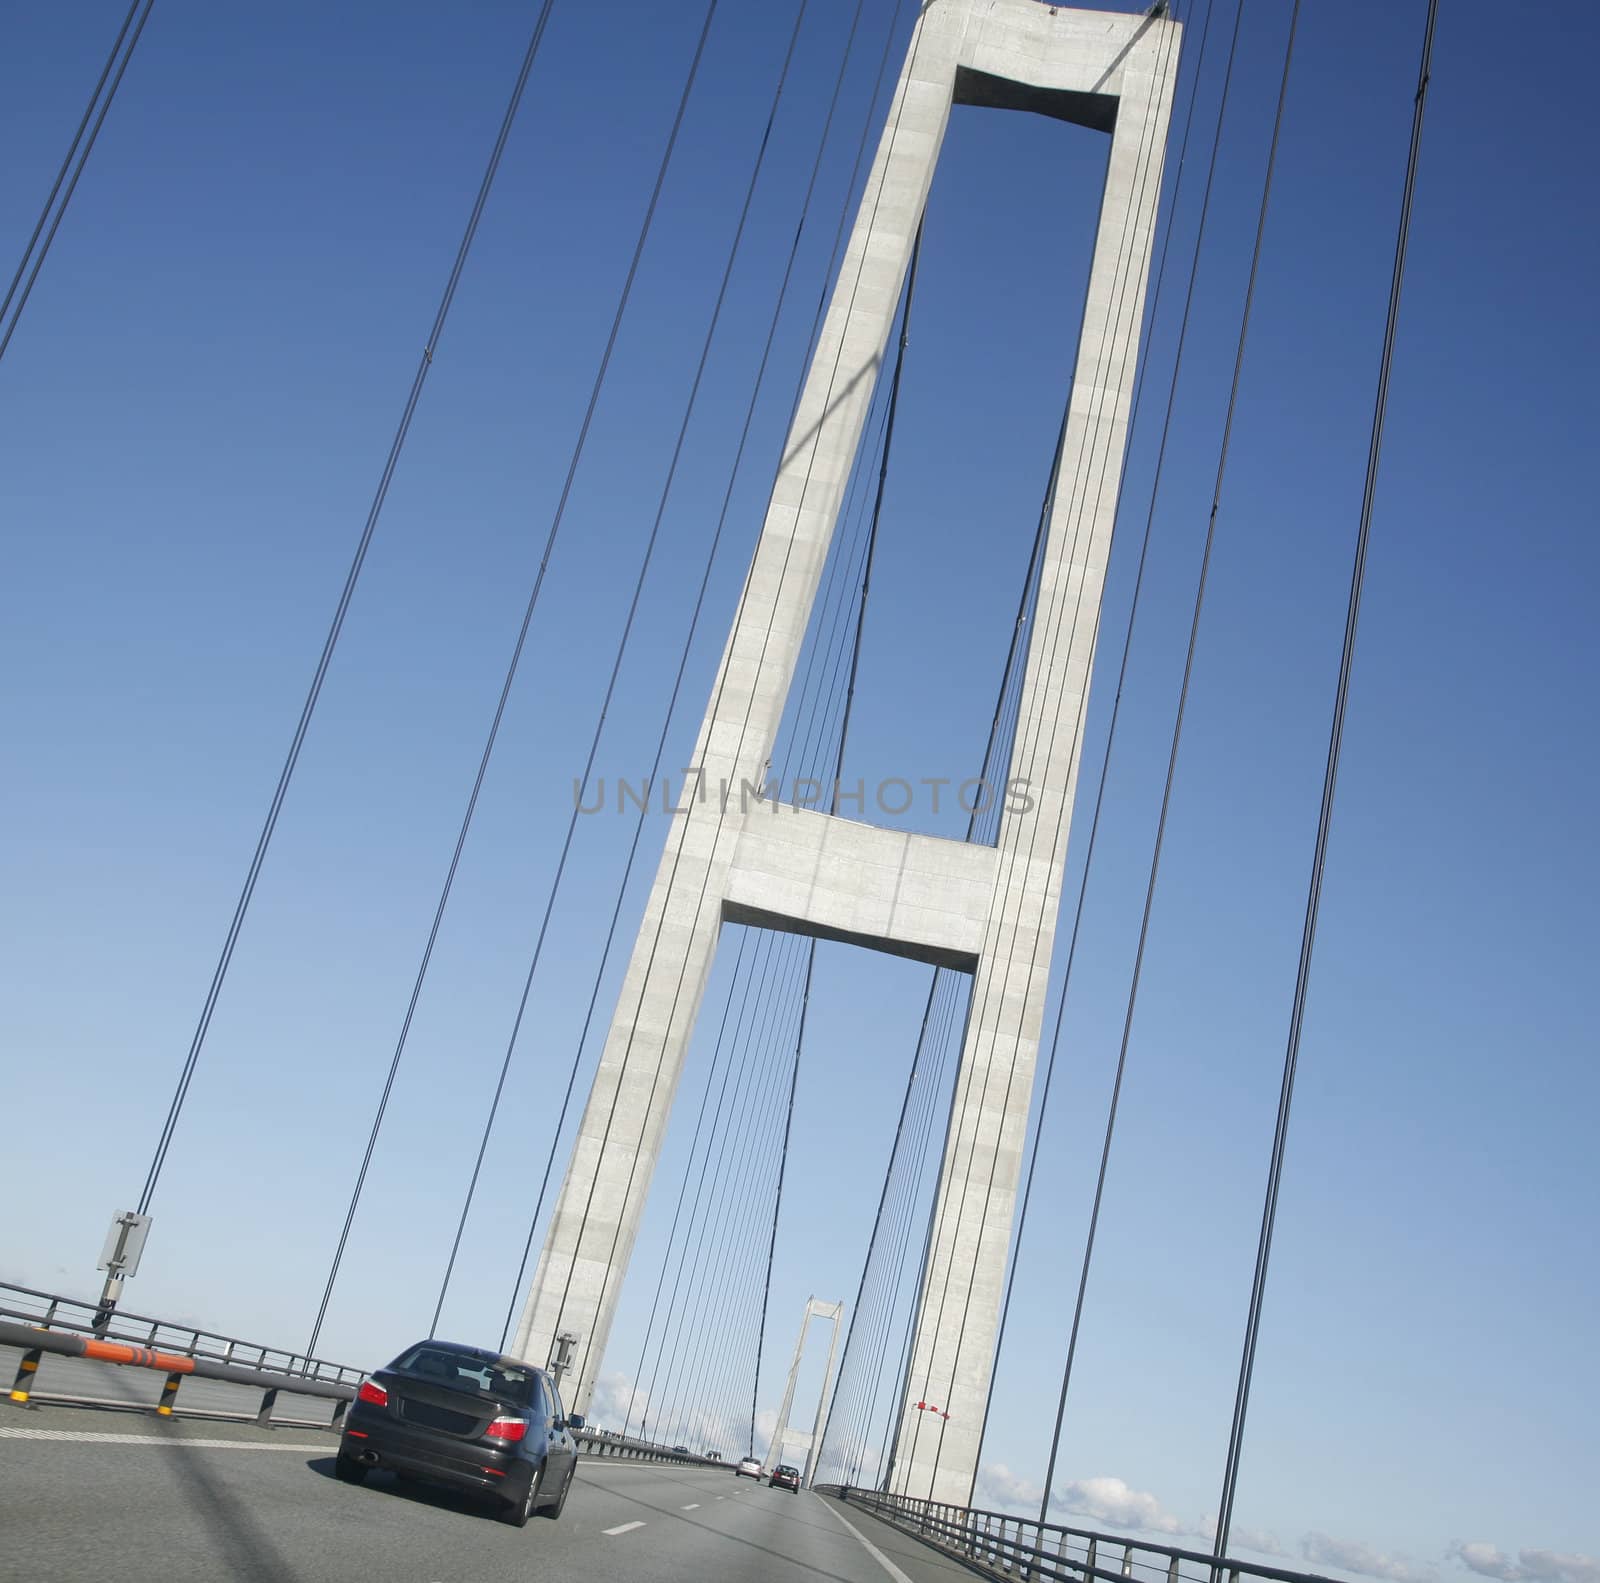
[7,0,1586,1580]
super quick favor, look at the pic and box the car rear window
[391,1344,541,1408]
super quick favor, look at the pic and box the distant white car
[736,1457,763,1479]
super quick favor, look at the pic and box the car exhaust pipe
[358,1450,380,1466]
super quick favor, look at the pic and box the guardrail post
[156,1370,183,1417]
[1086,1536,1099,1582]
[1122,1544,1135,1577]
[8,1346,43,1406]
[1169,1556,1180,1583]
[256,1387,278,1428]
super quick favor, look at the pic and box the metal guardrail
[1,1317,356,1426]
[815,1486,1341,1583]
[573,1430,721,1467]
[0,1281,362,1388]
[2,1282,732,1458]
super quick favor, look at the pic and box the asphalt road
[0,1406,979,1583]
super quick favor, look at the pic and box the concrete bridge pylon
[511,0,1180,1508]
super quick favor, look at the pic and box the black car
[770,1463,801,1492]
[337,1339,582,1527]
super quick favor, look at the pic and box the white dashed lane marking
[682,1502,700,1509]
[604,1521,647,1536]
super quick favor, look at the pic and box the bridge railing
[3,1282,733,1458]
[573,1428,720,1466]
[0,1281,362,1388]
[814,1486,1339,1583]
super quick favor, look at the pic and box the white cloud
[1303,1531,1437,1583]
[1452,1544,1523,1581]
[585,1371,751,1455]
[1200,1515,1288,1558]
[1450,1544,1600,1583]
[1053,1476,1185,1536]
[976,1462,1043,1511]
[1520,1552,1600,1583]
[588,1370,648,1436]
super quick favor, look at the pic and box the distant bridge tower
[765,1296,844,1486]
[512,0,1180,1505]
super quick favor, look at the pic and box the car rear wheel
[540,1463,573,1520]
[334,1452,367,1484]
[499,1467,539,1527]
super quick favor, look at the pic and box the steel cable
[304,0,717,1353]
[742,219,922,1458]
[138,0,563,1223]
[618,929,761,1431]
[974,0,1221,1470]
[625,290,902,1443]
[0,0,154,365]
[903,6,1185,1496]
[545,0,934,1398]
[816,353,1067,1480]
[1214,0,1438,1556]
[1036,0,1302,1522]
[495,0,890,1351]
[425,0,810,1341]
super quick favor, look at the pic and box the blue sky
[3,1,1596,1579]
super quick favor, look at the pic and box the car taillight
[486,1416,527,1442]
[357,1380,388,1407]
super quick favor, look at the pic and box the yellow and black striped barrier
[8,1345,43,1404]
[0,1318,352,1424]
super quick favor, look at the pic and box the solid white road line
[820,1497,917,1583]
[604,1521,647,1536]
[0,1427,326,1451]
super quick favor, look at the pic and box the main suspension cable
[1214,0,1438,1557]
[138,0,563,1223]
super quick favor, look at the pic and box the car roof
[391,1339,546,1376]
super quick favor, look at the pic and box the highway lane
[0,1408,977,1582]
